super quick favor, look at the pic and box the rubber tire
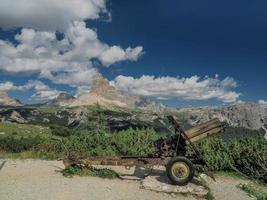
[166,156,195,186]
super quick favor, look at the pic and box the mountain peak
[0,91,22,106]
[46,92,75,106]
[89,74,119,98]
[69,75,141,108]
[57,92,75,100]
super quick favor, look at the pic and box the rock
[0,92,22,106]
[46,92,76,106]
[199,173,208,181]
[9,110,27,123]
[68,74,161,109]
[219,103,266,129]
[69,74,139,108]
[177,103,267,130]
[141,173,208,197]
[43,118,50,123]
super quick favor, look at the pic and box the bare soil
[0,159,256,200]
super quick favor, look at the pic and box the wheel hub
[171,162,190,179]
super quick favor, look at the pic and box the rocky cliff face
[1,75,266,131]
[177,103,266,130]
[69,74,143,108]
[46,93,76,106]
[0,92,22,106]
[218,103,266,129]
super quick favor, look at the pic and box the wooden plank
[64,157,166,168]
[189,127,223,142]
[185,118,220,137]
[185,121,222,139]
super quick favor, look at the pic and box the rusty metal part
[166,115,224,180]
[63,115,225,184]
[64,156,168,168]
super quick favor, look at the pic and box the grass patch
[199,177,215,200]
[0,122,51,138]
[62,165,119,179]
[215,171,247,180]
[0,151,58,160]
[238,183,267,200]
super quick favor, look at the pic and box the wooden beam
[189,127,223,142]
[185,118,219,137]
[185,121,222,139]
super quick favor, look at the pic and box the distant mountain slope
[0,75,266,131]
[0,92,22,106]
[0,102,266,136]
[219,103,266,129]
[176,103,266,130]
[69,74,152,108]
[46,93,76,106]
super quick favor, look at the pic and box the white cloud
[258,99,267,105]
[99,46,143,66]
[0,21,143,93]
[0,80,62,100]
[31,90,61,100]
[111,75,240,103]
[0,81,17,91]
[0,0,108,31]
[0,0,143,98]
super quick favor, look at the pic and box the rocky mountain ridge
[68,74,157,108]
[46,93,76,106]
[176,102,266,130]
[0,75,266,131]
[0,92,22,106]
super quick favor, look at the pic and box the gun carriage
[63,116,225,185]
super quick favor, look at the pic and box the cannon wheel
[166,156,195,185]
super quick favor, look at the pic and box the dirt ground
[0,159,254,200]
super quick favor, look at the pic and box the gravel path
[206,175,253,200]
[0,159,257,200]
[0,159,196,200]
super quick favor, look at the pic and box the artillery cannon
[63,116,225,185]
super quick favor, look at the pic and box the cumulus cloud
[0,0,109,31]
[258,100,267,105]
[0,0,143,98]
[31,90,61,100]
[99,46,143,66]
[0,81,17,91]
[0,80,62,100]
[111,75,240,103]
[0,21,143,92]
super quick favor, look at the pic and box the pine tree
[86,103,109,134]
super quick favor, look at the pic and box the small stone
[200,173,208,180]
[170,193,176,197]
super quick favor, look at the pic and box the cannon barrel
[185,118,224,142]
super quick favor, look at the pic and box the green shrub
[57,127,159,158]
[62,165,118,179]
[222,126,265,140]
[113,127,159,156]
[238,183,267,200]
[0,135,45,153]
[59,133,117,158]
[0,127,159,159]
[50,125,73,137]
[195,136,267,183]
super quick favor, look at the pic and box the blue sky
[0,0,266,107]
